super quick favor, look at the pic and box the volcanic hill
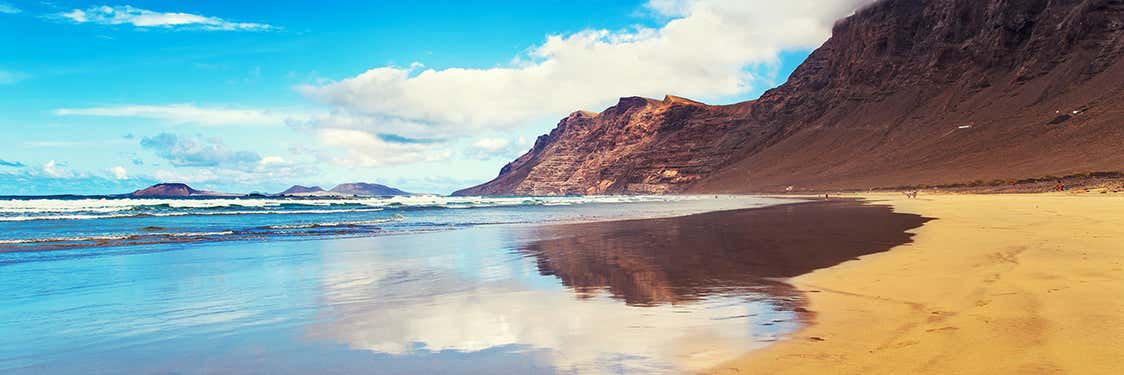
[129,183,226,198]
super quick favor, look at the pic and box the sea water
[0,195,777,252]
[0,195,806,374]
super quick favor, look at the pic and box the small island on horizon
[126,182,413,198]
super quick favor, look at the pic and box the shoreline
[709,192,1124,374]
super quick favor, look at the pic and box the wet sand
[712,193,1124,374]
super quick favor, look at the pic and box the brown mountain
[455,0,1124,196]
[279,185,326,195]
[129,183,226,198]
[329,183,410,196]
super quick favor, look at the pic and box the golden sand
[710,193,1124,374]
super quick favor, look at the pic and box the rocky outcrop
[456,0,1124,195]
[454,96,759,196]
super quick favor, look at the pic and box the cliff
[455,0,1124,195]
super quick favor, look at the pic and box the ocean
[0,195,785,254]
[0,195,822,374]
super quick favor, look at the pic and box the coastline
[709,192,1124,374]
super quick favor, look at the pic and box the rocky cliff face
[456,0,1124,195]
[456,96,761,196]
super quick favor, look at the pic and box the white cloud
[140,132,264,169]
[56,5,274,31]
[299,0,870,139]
[259,156,287,165]
[471,138,511,152]
[110,166,128,180]
[316,129,452,167]
[0,2,19,14]
[54,104,301,126]
[291,110,435,139]
[135,132,320,189]
[464,137,531,160]
[42,161,63,178]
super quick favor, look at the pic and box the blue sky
[0,1,865,195]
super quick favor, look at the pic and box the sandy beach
[711,193,1124,374]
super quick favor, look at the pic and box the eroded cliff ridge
[456,0,1124,195]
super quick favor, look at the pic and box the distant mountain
[280,185,326,195]
[129,183,230,198]
[456,0,1124,195]
[329,182,410,196]
[125,182,409,198]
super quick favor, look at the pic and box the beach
[5,193,1118,374]
[713,193,1124,374]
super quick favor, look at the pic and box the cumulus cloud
[56,5,274,31]
[463,137,531,160]
[0,159,24,168]
[140,133,262,168]
[0,2,19,14]
[5,160,127,184]
[139,133,319,188]
[316,129,452,167]
[471,138,511,152]
[110,166,128,180]
[55,104,299,126]
[259,156,287,165]
[299,0,870,140]
[42,160,64,178]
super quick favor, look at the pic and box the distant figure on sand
[904,191,918,199]
[1056,180,1065,192]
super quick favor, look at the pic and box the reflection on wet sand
[521,199,930,307]
[309,229,798,373]
[312,199,930,373]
